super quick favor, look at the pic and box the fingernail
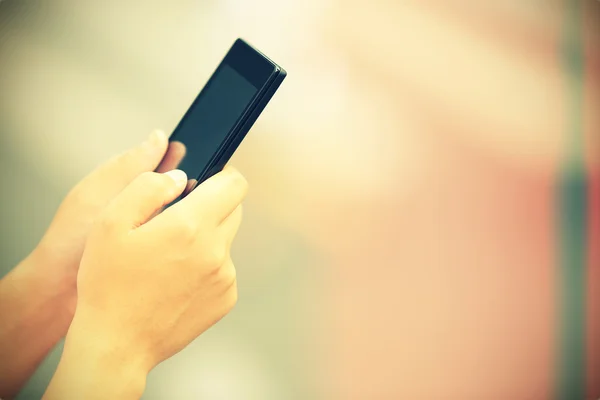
[145,130,166,148]
[164,169,187,187]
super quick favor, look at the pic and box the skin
[0,130,246,399]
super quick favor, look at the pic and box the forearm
[43,318,148,400]
[0,250,74,398]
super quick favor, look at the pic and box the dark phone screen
[173,65,257,183]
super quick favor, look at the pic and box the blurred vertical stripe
[556,0,587,399]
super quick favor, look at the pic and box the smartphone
[160,38,286,198]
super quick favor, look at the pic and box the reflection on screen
[170,65,257,193]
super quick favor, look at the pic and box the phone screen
[171,65,258,187]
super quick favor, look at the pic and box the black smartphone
[159,38,286,198]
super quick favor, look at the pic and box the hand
[45,166,247,399]
[34,130,186,315]
[1,131,188,398]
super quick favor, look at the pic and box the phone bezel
[168,38,284,185]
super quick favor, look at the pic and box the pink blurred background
[0,0,598,398]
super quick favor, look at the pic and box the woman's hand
[36,130,185,315]
[0,130,185,398]
[43,166,247,399]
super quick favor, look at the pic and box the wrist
[0,252,77,398]
[67,308,153,376]
[0,250,74,330]
[27,244,78,318]
[48,320,150,399]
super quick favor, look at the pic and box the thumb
[87,130,169,192]
[115,129,169,175]
[104,170,188,229]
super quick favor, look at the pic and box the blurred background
[0,0,598,399]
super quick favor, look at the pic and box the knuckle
[111,153,136,176]
[172,213,197,238]
[136,171,160,187]
[65,181,101,208]
[220,263,237,286]
[230,171,248,194]
[116,147,143,169]
[102,153,124,171]
[204,245,227,269]
[96,212,119,233]
[234,204,243,219]
[224,282,238,312]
